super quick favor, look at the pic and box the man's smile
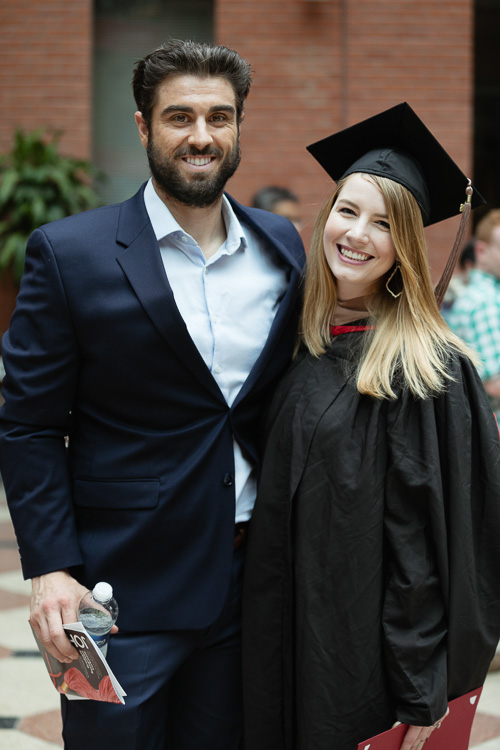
[182,155,216,167]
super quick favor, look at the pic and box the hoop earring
[385,264,403,298]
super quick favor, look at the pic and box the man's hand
[30,570,91,662]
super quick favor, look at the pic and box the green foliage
[0,129,103,284]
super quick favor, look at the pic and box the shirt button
[223,473,234,486]
[215,364,222,373]
[182,235,189,243]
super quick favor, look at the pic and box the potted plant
[0,128,103,285]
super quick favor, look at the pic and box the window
[93,0,213,205]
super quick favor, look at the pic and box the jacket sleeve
[382,356,500,726]
[0,227,84,578]
[434,356,500,697]
[382,388,448,726]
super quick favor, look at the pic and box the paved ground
[0,483,500,749]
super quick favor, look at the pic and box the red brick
[217,0,474,272]
[0,0,92,159]
[0,0,474,281]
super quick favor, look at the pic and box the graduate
[242,103,500,750]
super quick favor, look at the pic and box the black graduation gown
[243,327,500,750]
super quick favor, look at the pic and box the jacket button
[223,473,234,486]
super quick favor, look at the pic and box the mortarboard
[306,102,485,227]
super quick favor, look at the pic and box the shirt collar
[143,178,247,256]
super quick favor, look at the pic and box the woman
[242,104,500,750]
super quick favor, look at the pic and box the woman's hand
[394,707,449,750]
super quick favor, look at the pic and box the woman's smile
[337,245,374,263]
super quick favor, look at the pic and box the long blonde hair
[300,173,476,399]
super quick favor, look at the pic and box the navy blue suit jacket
[0,184,305,631]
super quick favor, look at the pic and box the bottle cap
[93,581,113,603]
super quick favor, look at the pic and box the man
[252,185,302,230]
[0,39,305,749]
[447,209,500,418]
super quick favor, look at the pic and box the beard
[146,135,241,208]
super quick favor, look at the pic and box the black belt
[234,522,249,550]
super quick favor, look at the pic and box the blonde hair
[300,174,476,400]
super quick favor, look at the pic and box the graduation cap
[306,102,484,227]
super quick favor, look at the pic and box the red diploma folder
[356,687,482,750]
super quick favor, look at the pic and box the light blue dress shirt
[143,179,288,521]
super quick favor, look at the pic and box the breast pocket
[73,478,160,510]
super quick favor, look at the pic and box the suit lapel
[227,196,303,274]
[228,198,304,404]
[236,272,301,405]
[115,187,224,401]
[114,186,304,405]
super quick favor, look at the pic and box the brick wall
[216,0,474,277]
[0,0,93,335]
[0,0,92,159]
[0,0,476,266]
[0,0,475,336]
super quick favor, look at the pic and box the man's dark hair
[132,39,252,129]
[252,186,299,212]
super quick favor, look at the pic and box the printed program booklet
[357,687,482,750]
[31,621,126,704]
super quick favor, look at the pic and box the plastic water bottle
[78,581,118,658]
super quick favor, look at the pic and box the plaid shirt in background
[447,268,500,417]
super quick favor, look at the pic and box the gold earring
[385,264,403,298]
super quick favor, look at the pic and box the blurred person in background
[252,185,302,230]
[440,236,476,320]
[447,209,500,418]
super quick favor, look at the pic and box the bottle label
[87,632,110,649]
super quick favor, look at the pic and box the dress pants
[61,548,244,750]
